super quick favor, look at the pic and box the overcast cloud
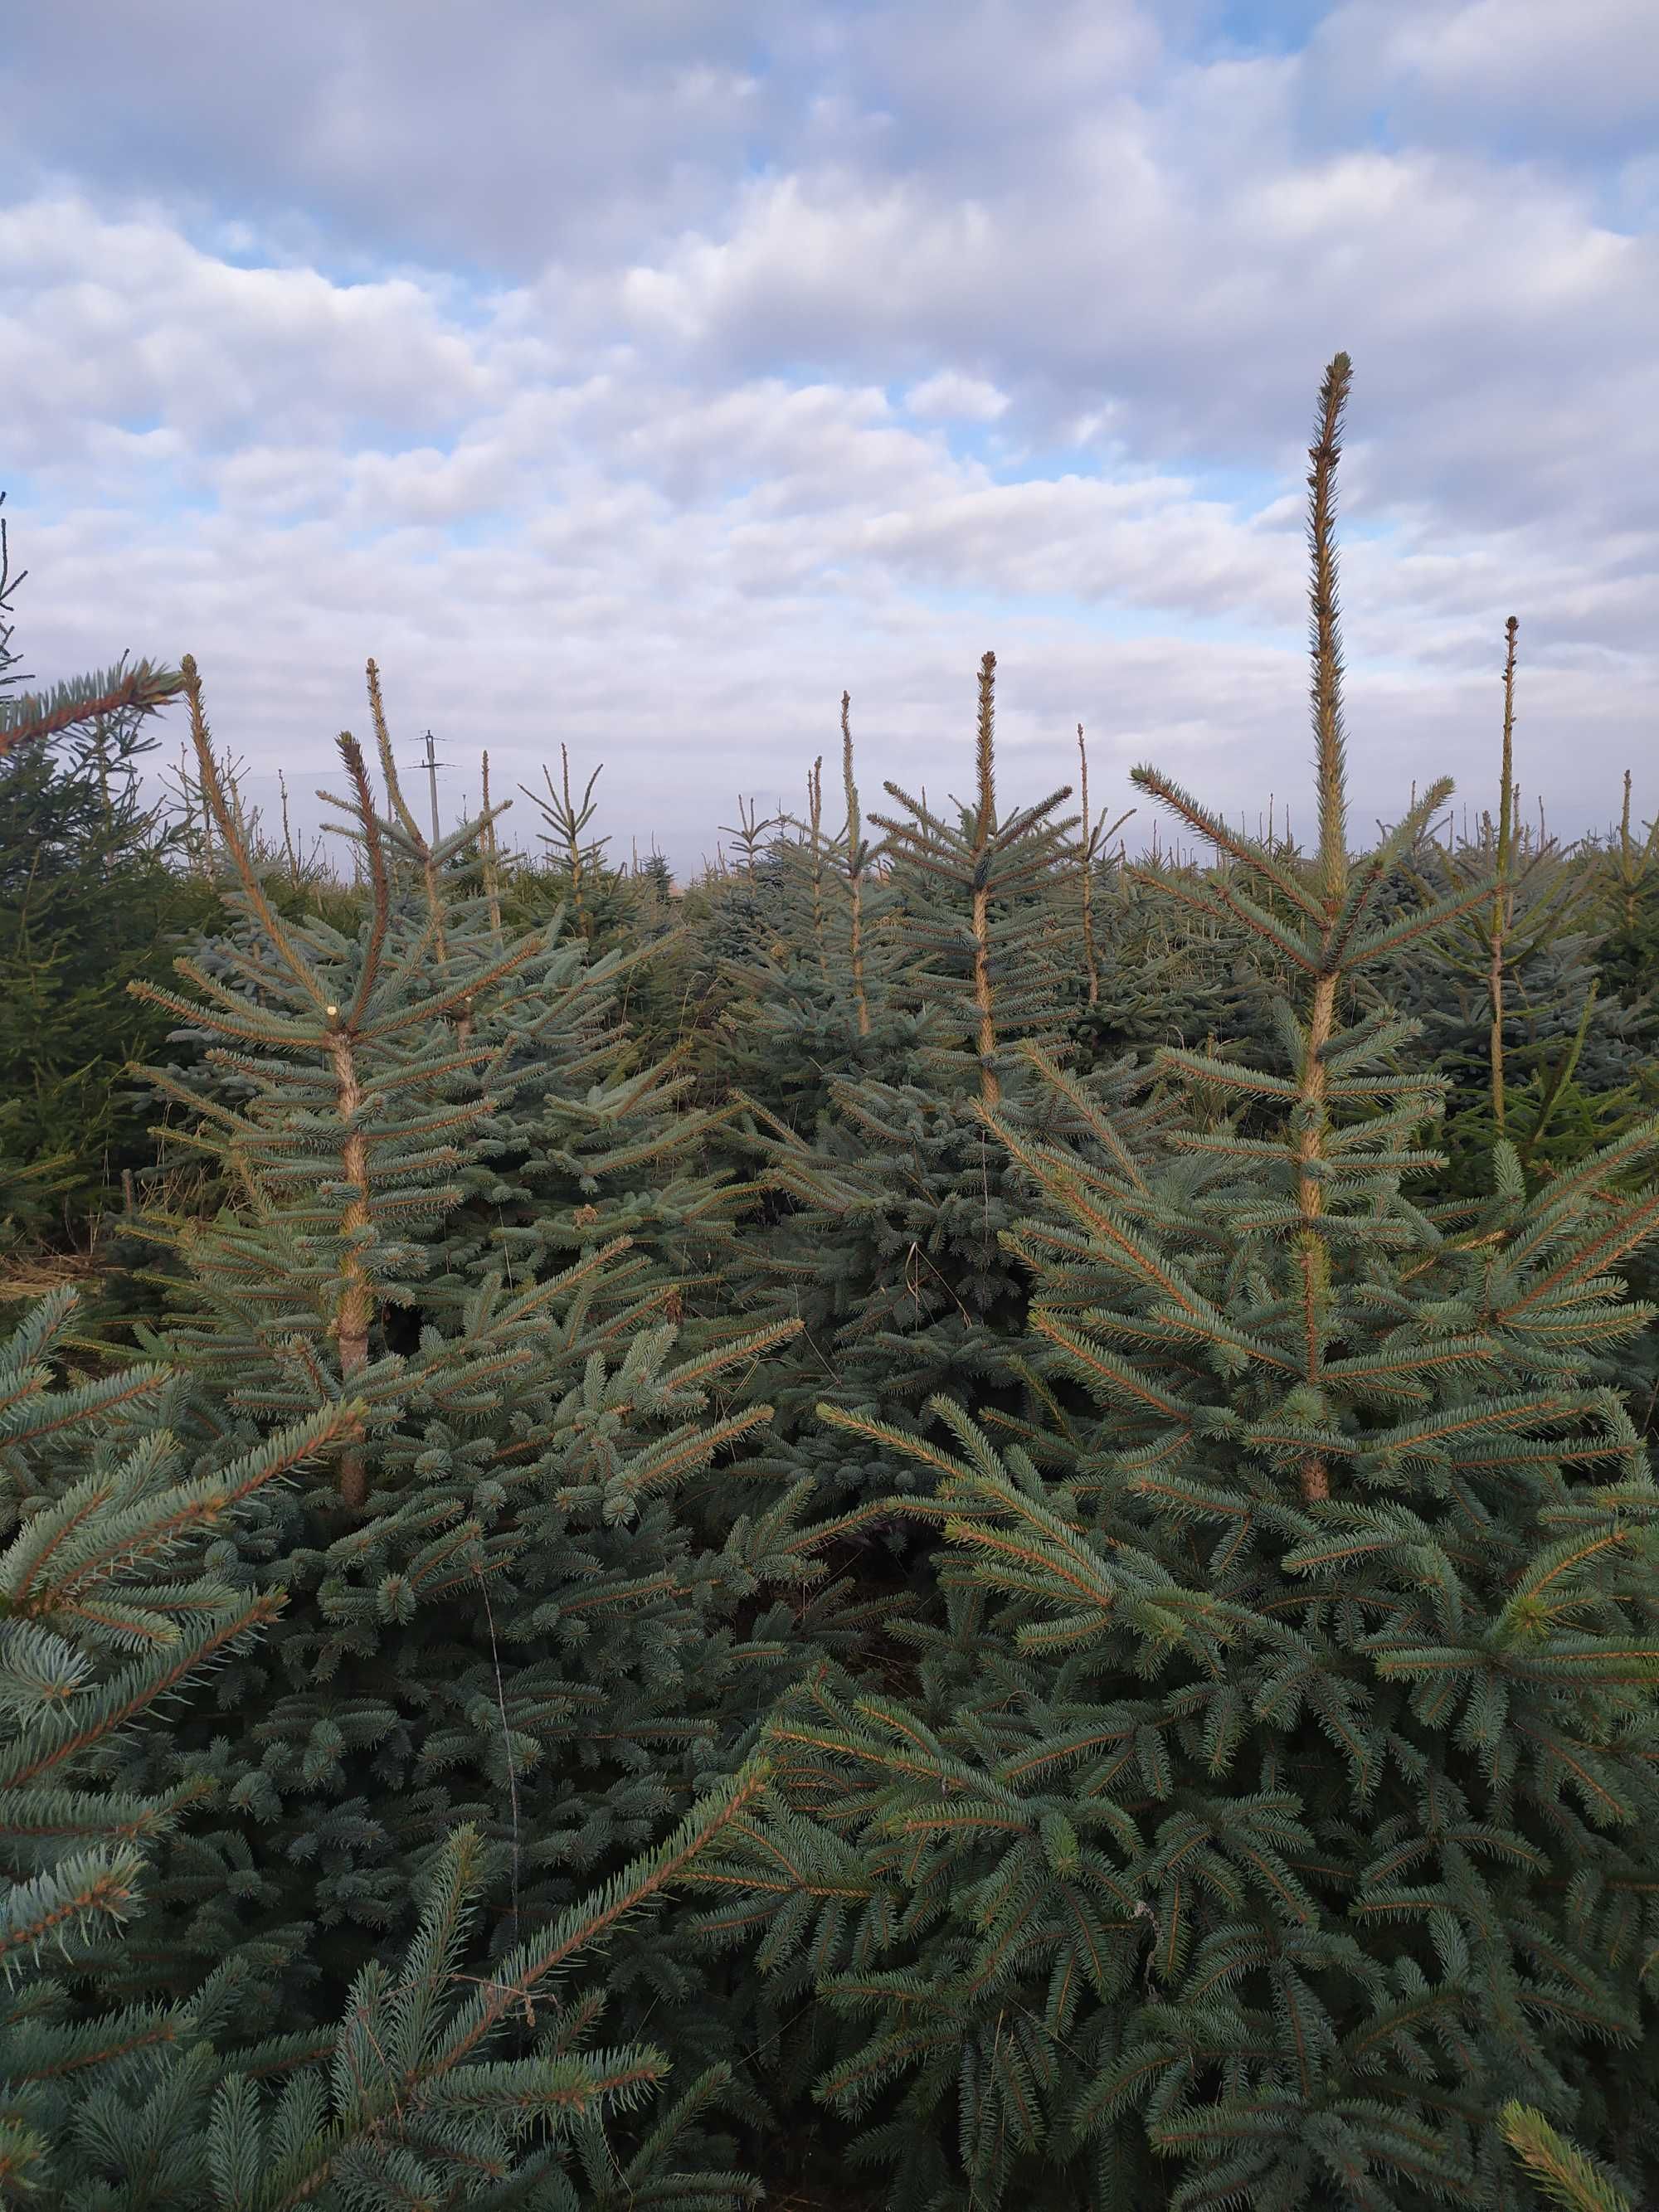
[1,0,1653,873]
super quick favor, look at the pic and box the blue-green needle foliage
[718,663,1169,1513]
[689,356,1659,2211]
[89,662,847,2187]
[0,1289,776,2208]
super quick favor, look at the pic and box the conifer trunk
[972,877,1000,1111]
[329,1021,373,1510]
[841,693,872,1038]
[1488,615,1520,1132]
[1296,970,1337,1504]
[1295,352,1353,1511]
[972,653,1000,1111]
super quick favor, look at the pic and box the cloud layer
[2,0,1654,870]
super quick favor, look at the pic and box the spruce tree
[722,659,1164,1511]
[0,1291,782,2206]
[1068,836,1284,1082]
[0,711,221,1244]
[102,655,846,2180]
[0,1104,74,1258]
[708,698,925,1133]
[0,489,209,1259]
[1371,627,1652,1194]
[1591,775,1659,1037]
[0,491,184,771]
[693,353,1659,2210]
[343,664,743,1369]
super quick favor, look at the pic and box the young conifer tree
[707,689,961,1427]
[711,693,925,1134]
[1593,774,1659,1031]
[0,489,211,1270]
[1371,624,1652,1194]
[725,659,1163,1510]
[106,658,844,2164]
[342,665,743,1369]
[693,354,1659,2210]
[0,489,186,769]
[1071,832,1284,1081]
[0,1291,781,2207]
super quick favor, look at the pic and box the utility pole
[421,727,445,848]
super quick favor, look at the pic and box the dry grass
[0,1247,103,1300]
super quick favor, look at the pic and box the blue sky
[1,0,1654,873]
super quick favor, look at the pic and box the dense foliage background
[1,366,1657,2210]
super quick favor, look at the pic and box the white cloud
[902,372,1011,421]
[0,0,1652,873]
[1310,0,1659,153]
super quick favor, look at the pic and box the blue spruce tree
[91,656,847,2194]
